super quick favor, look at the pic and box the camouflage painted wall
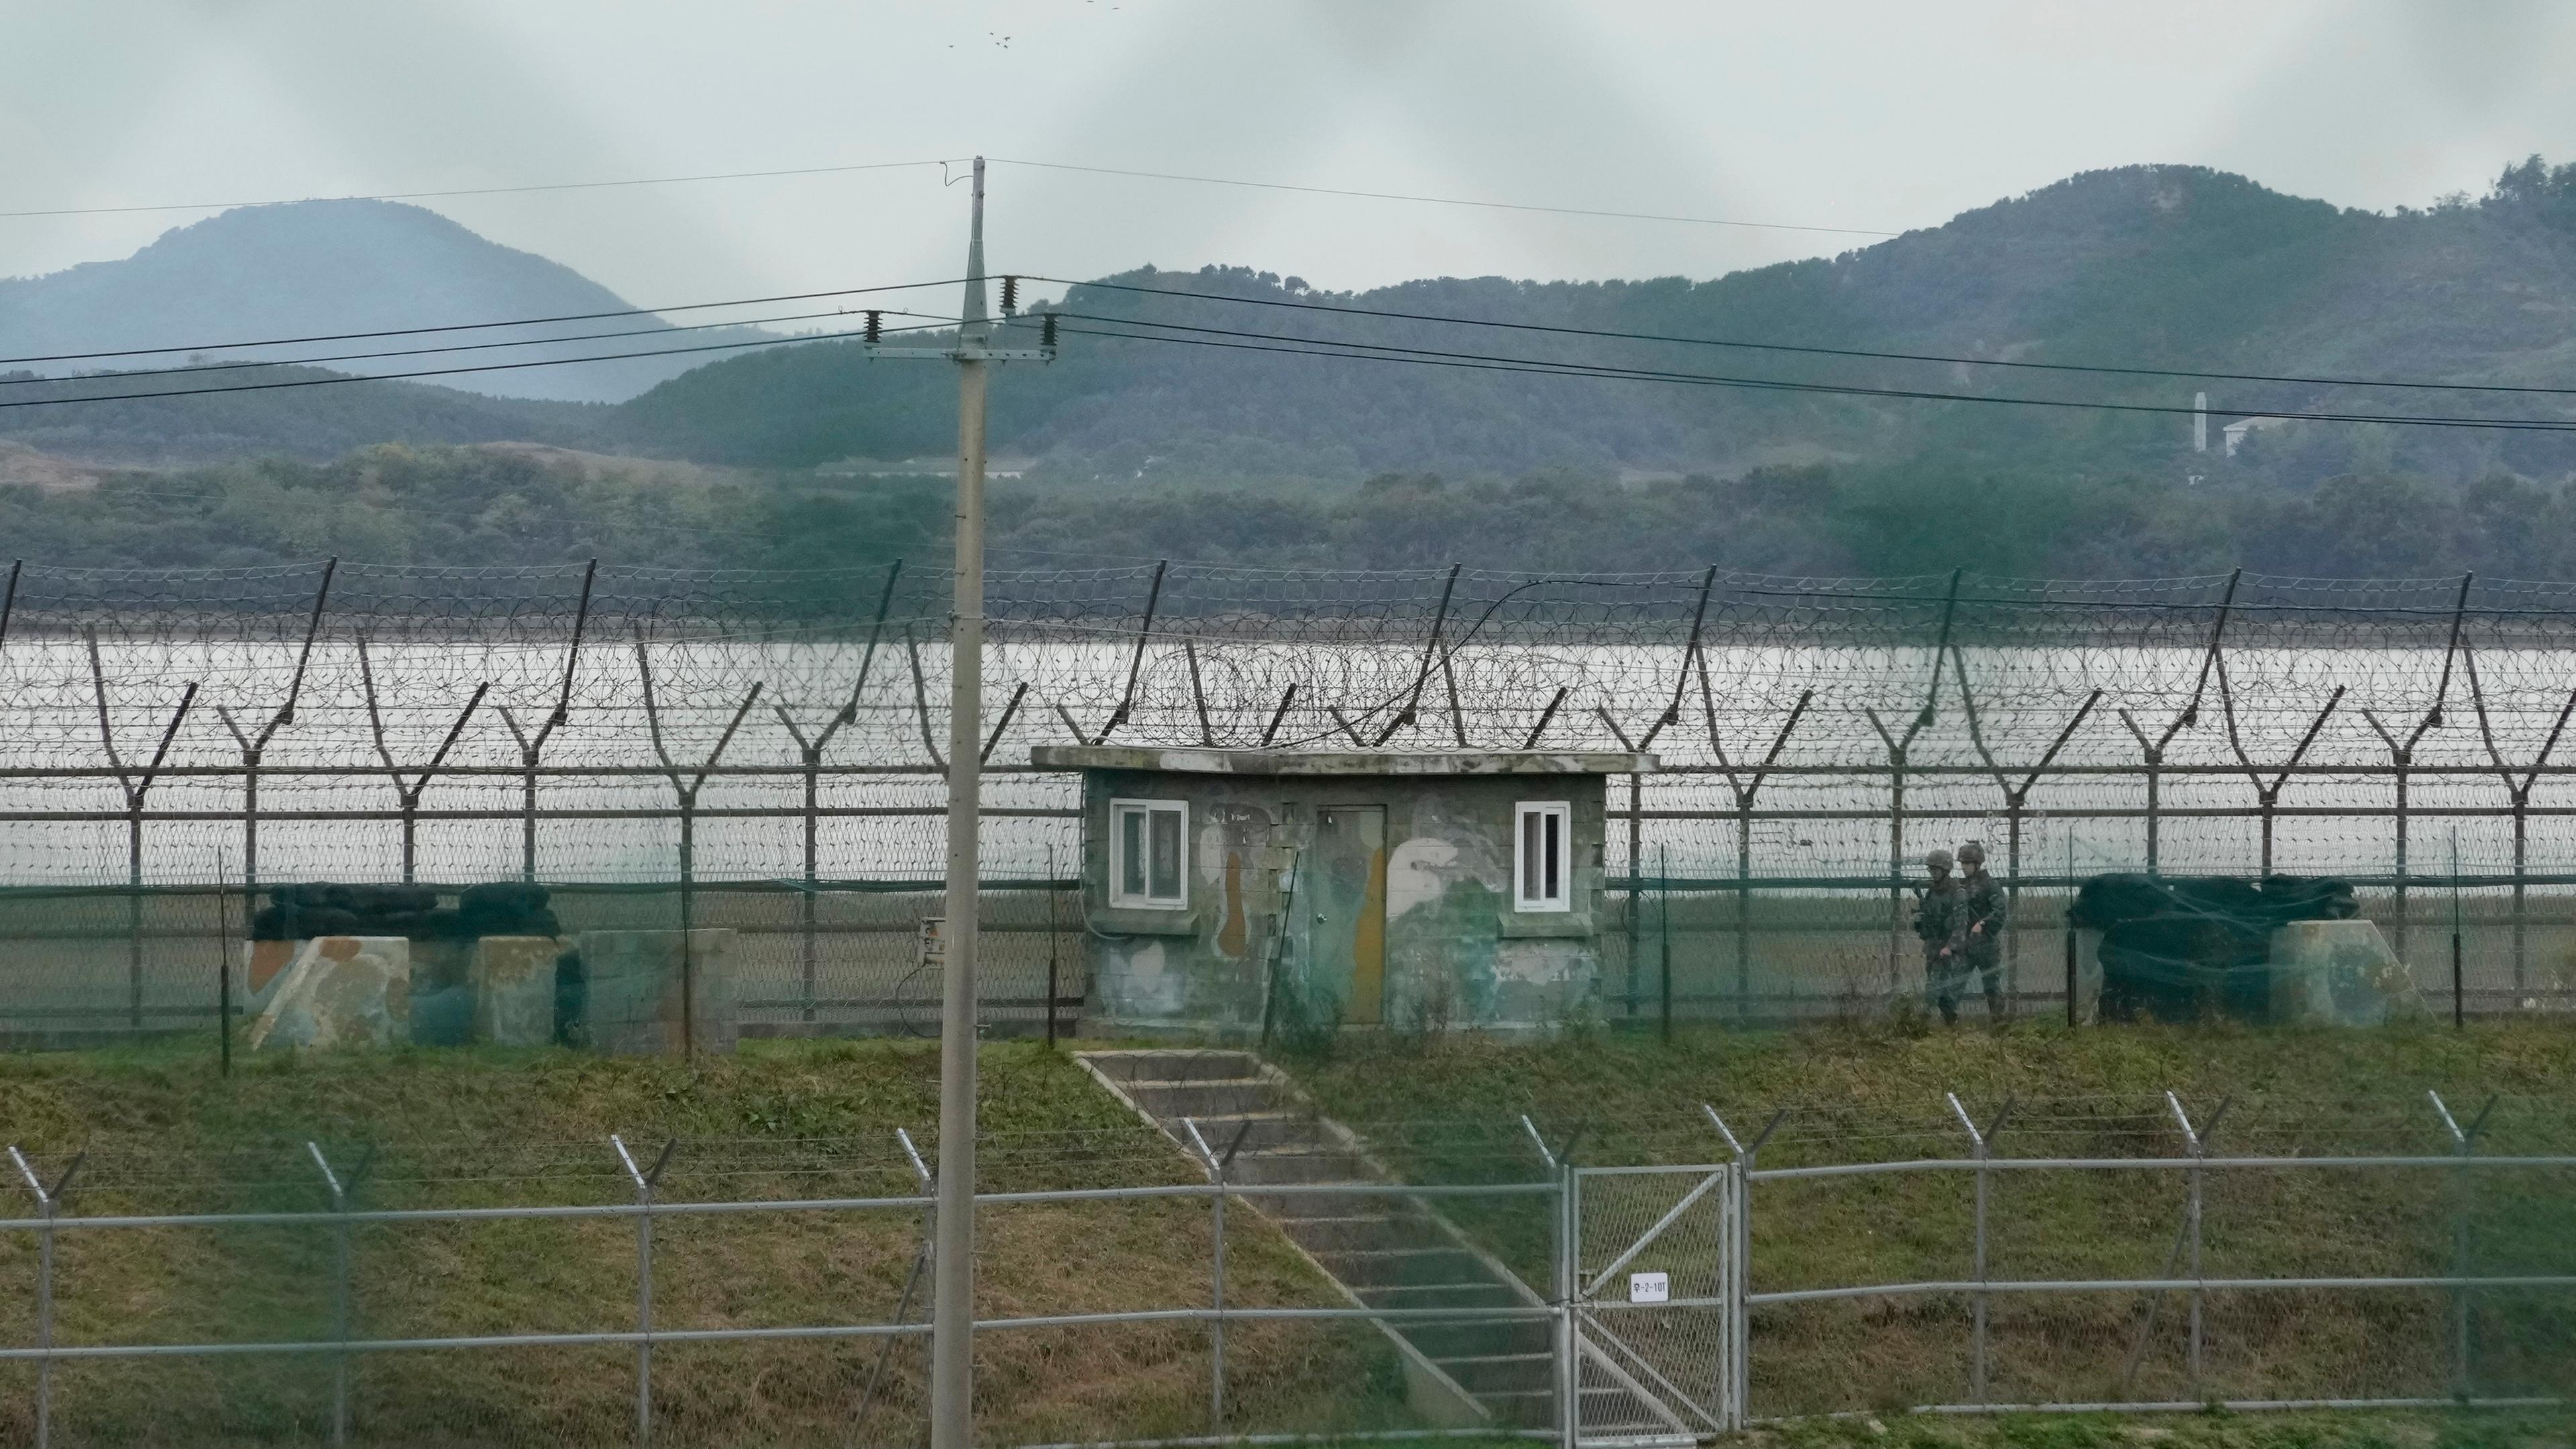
[1064,757,1623,1036]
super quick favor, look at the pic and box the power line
[62,484,843,547]
[988,158,1899,238]
[1053,315,2576,435]
[0,307,958,391]
[0,159,961,221]
[1038,275,2576,401]
[2,151,1895,240]
[0,316,961,411]
[0,279,963,368]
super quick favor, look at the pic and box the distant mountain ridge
[615,162,2576,485]
[0,199,770,405]
[6,162,2575,481]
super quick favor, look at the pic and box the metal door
[1573,1164,1739,1440]
[1303,806,1387,1024]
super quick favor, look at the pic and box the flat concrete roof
[1029,746,1656,777]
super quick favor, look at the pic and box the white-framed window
[1110,798,1189,910]
[1515,802,1571,912]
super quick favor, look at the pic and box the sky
[5,0,2576,311]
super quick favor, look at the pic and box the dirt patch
[468,441,753,488]
[0,439,107,491]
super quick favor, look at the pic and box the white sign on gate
[1628,1270,1670,1303]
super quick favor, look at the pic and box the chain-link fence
[4,1090,2571,1446]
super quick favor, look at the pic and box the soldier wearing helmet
[1913,848,1962,1012]
[1941,840,2008,1024]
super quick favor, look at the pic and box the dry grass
[1289,1018,2576,1418]
[0,1037,1417,1446]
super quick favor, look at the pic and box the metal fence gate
[1572,1163,1739,1444]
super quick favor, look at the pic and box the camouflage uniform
[1913,852,1963,1017]
[1943,843,2009,1023]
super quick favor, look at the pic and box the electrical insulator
[863,310,882,343]
[1040,313,1059,350]
[1000,275,1020,315]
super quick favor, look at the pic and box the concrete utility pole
[867,154,1054,1449]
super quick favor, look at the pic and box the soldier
[1947,840,2009,1023]
[1913,849,1963,1019]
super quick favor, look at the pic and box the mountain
[618,162,2576,487]
[0,363,608,468]
[9,159,2576,546]
[0,199,772,405]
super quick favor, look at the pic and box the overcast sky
[6,1,2575,310]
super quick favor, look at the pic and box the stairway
[1077,1049,1688,1443]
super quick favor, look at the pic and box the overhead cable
[0,279,965,368]
[0,159,961,221]
[1038,276,2576,400]
[0,317,959,411]
[989,158,1898,237]
[1051,316,2576,435]
[0,307,959,390]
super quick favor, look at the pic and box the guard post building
[1030,746,1654,1038]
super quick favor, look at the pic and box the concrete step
[1233,1187,1403,1219]
[1154,1110,1322,1157]
[1475,1383,1669,1432]
[1390,1313,1554,1362]
[1352,1281,1523,1309]
[1225,1146,1371,1185]
[1270,1212,1449,1253]
[1312,1245,1494,1287]
[1075,1046,1688,1440]
[1428,1350,1555,1395]
[1081,1049,1267,1085]
[1118,1079,1285,1119]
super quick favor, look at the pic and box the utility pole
[867,154,1054,1449]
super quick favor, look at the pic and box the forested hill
[618,161,2576,486]
[0,200,770,406]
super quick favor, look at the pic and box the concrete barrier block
[246,936,411,1051]
[2268,920,2416,1025]
[473,936,563,1046]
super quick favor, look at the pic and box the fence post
[1864,710,1908,994]
[614,1135,676,1447]
[2063,828,2080,1028]
[2429,1091,2495,1399]
[1733,796,1753,1022]
[1709,688,1808,1027]
[1947,1093,2011,1404]
[1703,1104,1780,1431]
[1560,1150,1580,1449]
[1627,771,1642,1022]
[8,1146,74,1449]
[307,1142,356,1445]
[2394,751,2410,968]
[1656,845,1672,1039]
[1957,681,2096,1020]
[1183,1118,1252,1429]
[2162,1091,2229,1395]
[1521,1116,1576,1448]
[849,1130,937,1443]
[637,643,761,1059]
[802,738,822,1022]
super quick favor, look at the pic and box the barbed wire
[11,560,2576,888]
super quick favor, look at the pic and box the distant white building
[2222,415,2290,458]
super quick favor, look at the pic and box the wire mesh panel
[1574,1164,1733,1439]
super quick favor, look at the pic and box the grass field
[0,1037,1415,1447]
[1291,1016,2576,1419]
[1,1022,2572,1444]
